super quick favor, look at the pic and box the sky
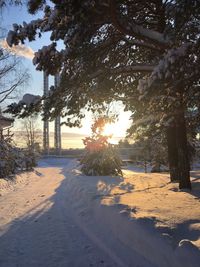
[0,3,132,139]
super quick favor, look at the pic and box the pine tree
[6,0,200,189]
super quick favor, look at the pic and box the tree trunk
[166,125,179,182]
[175,110,191,190]
[166,110,191,189]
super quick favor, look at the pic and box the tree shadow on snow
[70,164,200,255]
[0,158,116,267]
[187,171,200,199]
[156,218,200,249]
[1,158,200,267]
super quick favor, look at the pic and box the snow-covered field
[0,158,200,267]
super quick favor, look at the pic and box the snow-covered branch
[137,42,193,95]
[90,64,155,79]
[18,94,41,107]
[109,0,170,49]
[122,37,161,51]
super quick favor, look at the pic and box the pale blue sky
[1,4,50,96]
[0,4,131,138]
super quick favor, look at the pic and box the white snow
[6,31,16,47]
[128,23,169,46]
[19,93,41,107]
[0,157,200,267]
[137,42,192,95]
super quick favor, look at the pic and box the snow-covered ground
[0,158,200,267]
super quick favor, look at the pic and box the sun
[102,122,125,141]
[103,123,115,136]
[79,110,132,140]
[102,123,119,144]
[102,112,131,139]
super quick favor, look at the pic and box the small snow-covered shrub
[24,148,39,169]
[80,117,122,176]
[0,137,16,177]
[81,144,122,176]
[0,136,39,178]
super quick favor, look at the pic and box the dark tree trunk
[166,125,179,182]
[166,109,191,189]
[175,110,191,190]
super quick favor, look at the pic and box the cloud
[0,39,34,60]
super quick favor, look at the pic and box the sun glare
[77,110,132,144]
[102,123,124,144]
[102,112,131,142]
[100,112,130,144]
[103,123,115,136]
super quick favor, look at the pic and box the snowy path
[0,158,119,267]
[1,158,200,267]
[0,158,152,267]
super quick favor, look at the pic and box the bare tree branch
[0,49,29,105]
